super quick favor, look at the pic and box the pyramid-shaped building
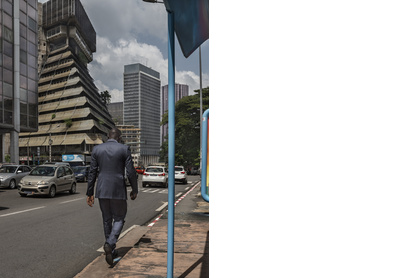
[19,0,115,163]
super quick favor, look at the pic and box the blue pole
[167,10,175,278]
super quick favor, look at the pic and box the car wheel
[48,185,56,198]
[183,179,187,184]
[142,182,147,188]
[164,179,168,188]
[9,179,16,189]
[69,183,76,194]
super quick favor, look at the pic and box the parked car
[135,166,145,175]
[18,164,76,198]
[142,166,168,188]
[174,166,188,184]
[189,167,200,175]
[72,166,90,182]
[0,164,32,189]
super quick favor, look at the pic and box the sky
[39,0,209,103]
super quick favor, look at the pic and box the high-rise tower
[123,63,161,166]
[161,83,189,142]
[0,0,39,163]
[19,0,115,163]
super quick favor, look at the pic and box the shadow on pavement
[178,231,209,278]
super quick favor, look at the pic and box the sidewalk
[75,183,209,278]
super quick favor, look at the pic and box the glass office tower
[0,0,38,163]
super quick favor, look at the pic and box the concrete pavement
[75,182,209,278]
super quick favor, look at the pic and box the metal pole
[166,10,175,278]
[199,46,203,173]
[10,0,20,163]
[49,134,52,162]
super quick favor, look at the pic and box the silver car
[18,164,77,198]
[0,164,32,189]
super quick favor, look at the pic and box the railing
[201,109,209,202]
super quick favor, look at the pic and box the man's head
[108,128,122,142]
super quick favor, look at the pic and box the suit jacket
[86,139,138,200]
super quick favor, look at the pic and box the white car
[174,166,187,184]
[142,166,168,188]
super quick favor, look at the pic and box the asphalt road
[0,175,200,278]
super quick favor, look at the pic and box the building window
[27,16,36,31]
[47,26,61,38]
[3,26,13,43]
[20,49,27,64]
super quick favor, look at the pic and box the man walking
[86,128,138,265]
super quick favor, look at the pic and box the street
[0,175,200,278]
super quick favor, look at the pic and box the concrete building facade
[123,63,160,166]
[161,83,189,142]
[107,102,123,125]
[19,0,115,164]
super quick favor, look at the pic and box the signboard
[62,154,84,162]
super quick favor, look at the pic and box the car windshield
[30,166,56,176]
[0,166,17,173]
[175,167,184,171]
[146,168,163,173]
[73,167,87,174]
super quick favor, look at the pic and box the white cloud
[39,0,209,102]
[82,0,168,43]
[89,36,208,103]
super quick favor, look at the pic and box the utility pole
[199,45,203,172]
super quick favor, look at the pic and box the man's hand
[87,195,94,207]
[130,191,138,201]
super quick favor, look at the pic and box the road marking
[185,187,190,190]
[60,197,85,204]
[0,206,45,218]
[176,192,183,197]
[156,202,168,212]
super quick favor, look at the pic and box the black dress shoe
[104,242,113,265]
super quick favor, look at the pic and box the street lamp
[49,124,60,162]
[49,135,53,162]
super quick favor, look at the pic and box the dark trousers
[98,198,127,250]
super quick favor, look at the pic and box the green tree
[100,90,111,105]
[160,87,209,168]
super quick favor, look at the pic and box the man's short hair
[108,128,122,140]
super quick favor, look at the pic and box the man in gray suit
[86,128,138,265]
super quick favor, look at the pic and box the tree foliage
[160,87,209,168]
[100,90,111,105]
